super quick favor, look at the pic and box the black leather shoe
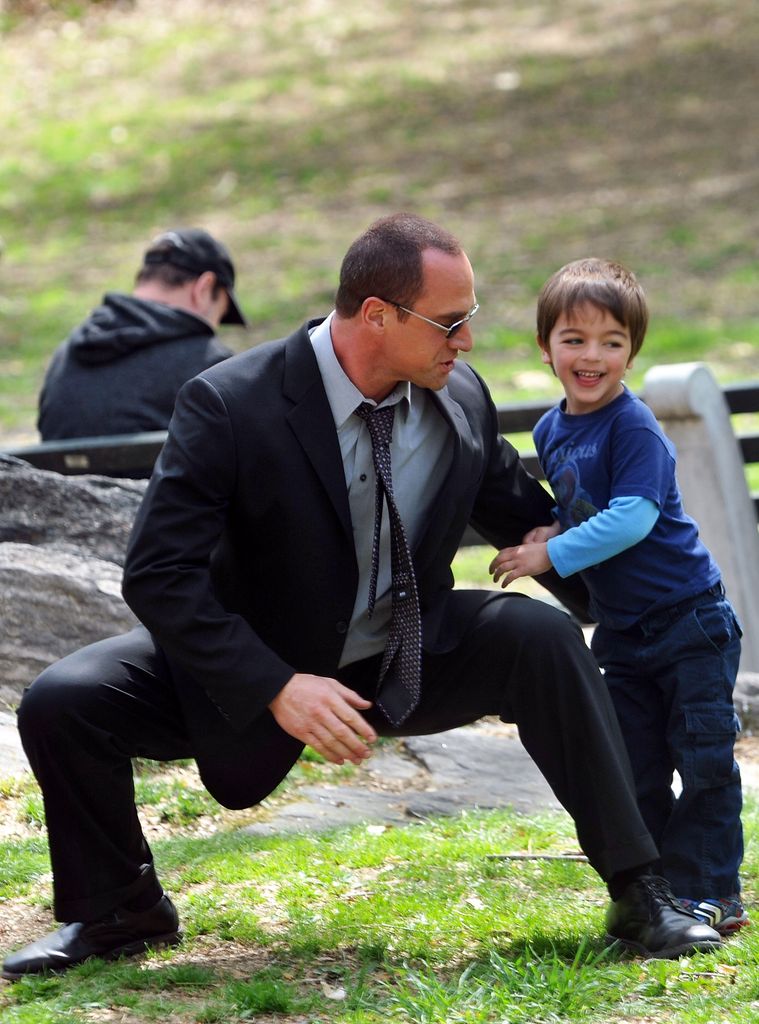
[606,875,721,959]
[2,895,180,980]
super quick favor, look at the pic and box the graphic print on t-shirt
[547,453,599,528]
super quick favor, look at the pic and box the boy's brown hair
[536,258,649,358]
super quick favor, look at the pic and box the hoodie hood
[68,292,215,366]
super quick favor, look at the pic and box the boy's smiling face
[539,302,635,415]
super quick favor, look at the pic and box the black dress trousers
[17,593,656,922]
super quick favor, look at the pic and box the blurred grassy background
[1,0,758,441]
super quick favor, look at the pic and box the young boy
[490,257,747,934]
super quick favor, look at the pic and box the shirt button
[360,473,367,482]
[336,620,348,634]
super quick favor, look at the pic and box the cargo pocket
[680,703,740,789]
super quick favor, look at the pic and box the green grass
[1,762,757,1022]
[2,0,759,439]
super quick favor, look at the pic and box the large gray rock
[0,459,145,707]
[736,673,759,732]
[0,455,146,566]
[0,542,137,709]
[0,710,29,775]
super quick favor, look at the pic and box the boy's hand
[490,542,553,587]
[522,521,561,544]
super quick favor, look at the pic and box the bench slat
[2,431,168,479]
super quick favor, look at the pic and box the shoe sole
[715,915,750,936]
[604,933,721,960]
[1,930,182,981]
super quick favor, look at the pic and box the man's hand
[489,541,553,587]
[269,673,377,765]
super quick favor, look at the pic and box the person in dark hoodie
[37,228,247,442]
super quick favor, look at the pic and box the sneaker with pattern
[680,895,749,935]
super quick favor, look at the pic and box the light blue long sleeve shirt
[547,495,660,577]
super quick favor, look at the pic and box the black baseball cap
[142,228,247,326]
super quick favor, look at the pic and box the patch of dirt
[0,900,53,955]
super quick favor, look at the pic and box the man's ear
[190,271,217,308]
[362,297,388,330]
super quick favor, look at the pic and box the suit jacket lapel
[429,385,475,472]
[412,386,477,565]
[282,323,353,540]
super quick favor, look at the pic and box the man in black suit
[3,214,720,980]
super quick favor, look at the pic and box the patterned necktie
[354,402,422,726]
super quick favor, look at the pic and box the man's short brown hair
[334,213,462,318]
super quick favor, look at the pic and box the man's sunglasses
[382,299,480,340]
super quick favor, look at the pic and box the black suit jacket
[122,320,588,801]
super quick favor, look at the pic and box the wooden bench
[1,431,168,479]
[1,381,757,506]
[723,381,759,517]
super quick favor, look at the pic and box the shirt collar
[310,312,411,429]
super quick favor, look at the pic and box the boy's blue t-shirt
[533,387,720,629]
